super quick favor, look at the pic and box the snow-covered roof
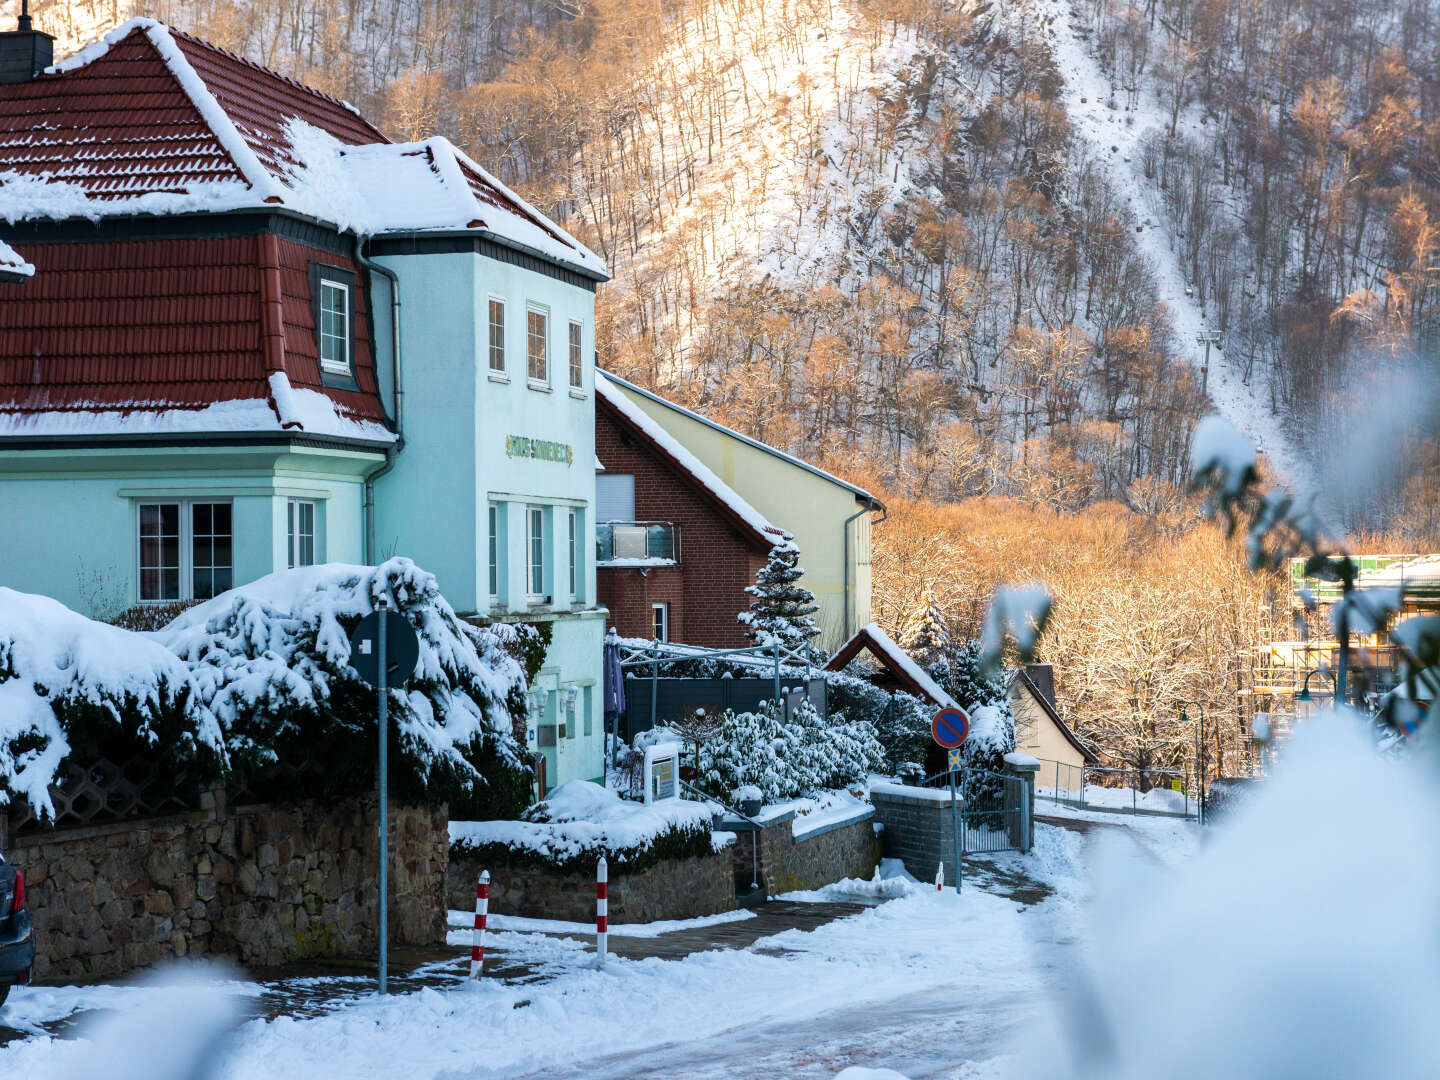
[0,237,33,282]
[1,19,606,279]
[824,623,959,710]
[0,374,395,443]
[600,370,881,506]
[596,371,784,547]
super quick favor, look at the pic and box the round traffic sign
[349,610,420,688]
[931,706,970,749]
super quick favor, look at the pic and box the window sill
[597,558,678,569]
[527,380,552,393]
[488,372,510,384]
[568,388,587,400]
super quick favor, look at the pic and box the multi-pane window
[318,280,351,375]
[568,320,583,388]
[651,602,669,642]
[488,503,500,598]
[527,306,548,384]
[287,499,315,569]
[138,501,231,602]
[527,506,545,597]
[191,503,233,599]
[139,503,181,602]
[488,298,506,373]
[567,509,577,597]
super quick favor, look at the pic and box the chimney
[0,3,54,84]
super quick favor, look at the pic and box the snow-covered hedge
[824,668,933,773]
[694,699,884,805]
[0,560,533,820]
[449,780,717,874]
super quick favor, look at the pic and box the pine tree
[899,587,951,665]
[930,640,1016,815]
[739,536,821,653]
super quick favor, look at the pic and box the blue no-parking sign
[931,705,971,749]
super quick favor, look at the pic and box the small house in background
[1006,665,1096,792]
[600,370,884,650]
[824,623,958,710]
[595,372,782,647]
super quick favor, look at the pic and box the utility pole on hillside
[1196,330,1222,395]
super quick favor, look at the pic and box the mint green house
[0,19,608,792]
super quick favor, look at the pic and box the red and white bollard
[469,870,490,979]
[595,856,608,969]
[936,862,944,891]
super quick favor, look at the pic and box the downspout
[842,496,886,640]
[357,237,404,564]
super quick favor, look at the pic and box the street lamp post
[1176,700,1206,825]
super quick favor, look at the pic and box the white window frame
[527,304,549,386]
[567,508,578,598]
[318,279,352,376]
[487,502,501,601]
[526,505,546,600]
[651,602,669,642]
[287,499,316,569]
[136,499,234,603]
[568,319,583,389]
[488,296,506,376]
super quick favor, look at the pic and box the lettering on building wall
[506,435,574,465]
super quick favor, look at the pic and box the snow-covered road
[0,820,1196,1080]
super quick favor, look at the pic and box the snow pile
[449,780,719,872]
[695,699,884,805]
[0,588,223,817]
[1027,711,1440,1079]
[0,236,33,278]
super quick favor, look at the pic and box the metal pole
[595,856,608,968]
[650,641,658,733]
[948,768,962,895]
[377,596,389,995]
[1336,615,1349,710]
[773,639,781,707]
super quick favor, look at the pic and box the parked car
[0,854,33,1007]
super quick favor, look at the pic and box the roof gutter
[356,236,404,564]
[842,495,886,641]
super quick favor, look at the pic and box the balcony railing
[596,521,679,565]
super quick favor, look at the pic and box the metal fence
[919,766,1025,854]
[1037,759,1194,818]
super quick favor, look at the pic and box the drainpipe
[356,237,404,564]
[841,495,885,639]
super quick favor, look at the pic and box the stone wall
[728,809,880,896]
[448,846,735,924]
[12,793,447,981]
[870,786,965,886]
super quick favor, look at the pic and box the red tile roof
[0,233,389,437]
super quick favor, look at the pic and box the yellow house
[602,372,885,650]
[1007,665,1096,794]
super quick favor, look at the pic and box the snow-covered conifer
[739,536,821,654]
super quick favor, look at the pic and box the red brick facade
[595,399,771,648]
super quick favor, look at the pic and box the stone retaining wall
[13,793,447,980]
[448,846,735,924]
[728,809,880,896]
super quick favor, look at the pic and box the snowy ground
[0,813,1197,1078]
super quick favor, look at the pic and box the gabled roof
[600,369,882,507]
[0,19,605,278]
[595,371,783,550]
[0,237,31,282]
[1005,667,1098,764]
[824,624,959,710]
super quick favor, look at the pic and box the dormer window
[309,263,357,386]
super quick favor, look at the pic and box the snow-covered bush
[157,558,532,815]
[0,588,224,818]
[825,667,932,773]
[930,641,1016,817]
[450,780,714,873]
[695,700,882,804]
[0,559,532,821]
